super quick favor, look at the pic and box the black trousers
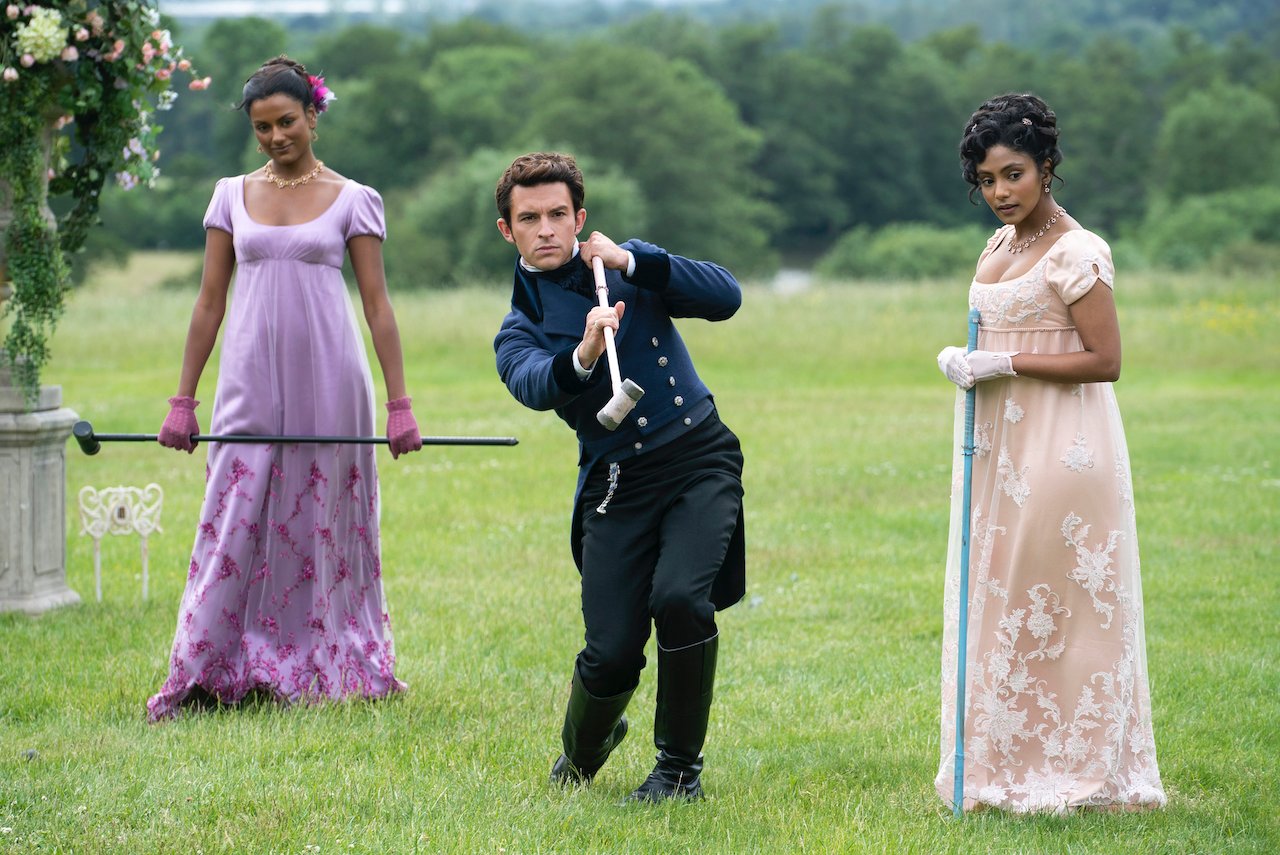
[575,412,744,698]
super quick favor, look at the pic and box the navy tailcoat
[494,240,746,610]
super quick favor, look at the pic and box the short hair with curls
[237,55,314,114]
[959,93,1063,202]
[495,152,585,224]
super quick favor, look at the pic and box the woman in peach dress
[933,93,1166,813]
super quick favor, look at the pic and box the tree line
[88,5,1280,285]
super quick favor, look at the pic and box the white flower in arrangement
[14,6,65,62]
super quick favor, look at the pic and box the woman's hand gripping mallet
[592,255,644,430]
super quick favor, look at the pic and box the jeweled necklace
[1007,206,1066,253]
[263,159,324,190]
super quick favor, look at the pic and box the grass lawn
[1,251,1278,853]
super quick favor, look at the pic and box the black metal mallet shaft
[72,420,517,456]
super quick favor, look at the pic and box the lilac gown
[147,176,405,720]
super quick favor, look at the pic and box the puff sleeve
[202,177,233,233]
[344,184,387,242]
[1046,230,1115,305]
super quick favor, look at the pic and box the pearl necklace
[1007,207,1066,253]
[263,159,324,190]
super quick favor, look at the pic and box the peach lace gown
[935,226,1166,812]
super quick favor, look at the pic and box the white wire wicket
[77,484,164,602]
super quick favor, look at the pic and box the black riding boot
[549,663,634,786]
[628,634,718,802]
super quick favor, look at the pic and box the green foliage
[92,178,212,252]
[196,16,288,177]
[1141,186,1280,269]
[0,2,208,403]
[21,3,1280,324]
[1155,82,1280,202]
[313,67,435,192]
[308,22,407,79]
[422,45,537,161]
[382,149,649,289]
[521,41,778,275]
[815,223,990,281]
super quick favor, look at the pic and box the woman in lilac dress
[147,57,423,720]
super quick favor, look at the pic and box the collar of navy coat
[509,241,672,324]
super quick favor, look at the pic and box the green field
[2,253,1278,853]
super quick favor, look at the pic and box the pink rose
[19,53,34,68]
[178,58,190,71]
[61,46,79,62]
[188,76,211,91]
[75,27,89,41]
[155,67,171,81]
[2,67,18,83]
[5,5,18,20]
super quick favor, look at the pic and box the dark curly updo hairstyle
[236,55,315,114]
[959,93,1063,203]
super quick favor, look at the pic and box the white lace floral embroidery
[1061,512,1121,628]
[1061,433,1094,472]
[970,258,1055,326]
[1004,398,1024,424]
[974,421,993,458]
[998,444,1031,507]
[1115,453,1135,519]
[1077,254,1114,288]
[968,507,1008,623]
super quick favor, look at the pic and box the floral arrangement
[0,1,208,404]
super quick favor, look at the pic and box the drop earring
[311,128,318,142]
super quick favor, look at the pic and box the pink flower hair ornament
[308,74,335,114]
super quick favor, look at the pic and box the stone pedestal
[0,366,81,614]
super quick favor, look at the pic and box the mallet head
[73,420,102,456]
[596,379,645,430]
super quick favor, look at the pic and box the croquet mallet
[952,307,981,817]
[591,255,644,430]
[72,419,517,456]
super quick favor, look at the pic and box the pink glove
[385,396,422,459]
[158,395,200,453]
[966,350,1019,383]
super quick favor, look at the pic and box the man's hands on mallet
[575,231,630,370]
[579,231,629,273]
[577,303,626,369]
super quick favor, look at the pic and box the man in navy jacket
[493,152,746,802]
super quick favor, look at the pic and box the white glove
[966,350,1019,382]
[937,346,975,389]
